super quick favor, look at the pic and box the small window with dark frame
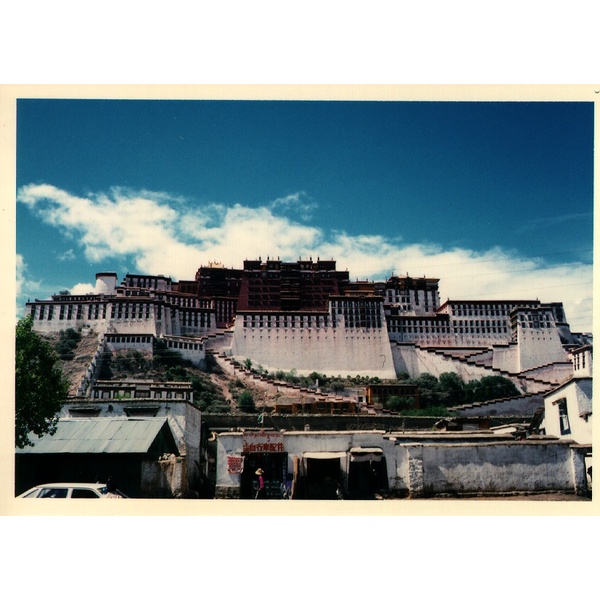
[557,399,571,435]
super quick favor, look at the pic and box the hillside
[46,330,322,414]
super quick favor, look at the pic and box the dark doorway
[240,452,288,499]
[304,457,341,499]
[348,457,388,499]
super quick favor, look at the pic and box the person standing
[255,468,266,499]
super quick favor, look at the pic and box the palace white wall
[230,322,396,378]
[517,326,568,372]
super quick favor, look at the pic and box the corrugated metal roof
[16,418,169,454]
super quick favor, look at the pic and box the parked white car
[17,483,127,498]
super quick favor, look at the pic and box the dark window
[558,399,571,435]
[71,489,100,498]
[39,488,68,498]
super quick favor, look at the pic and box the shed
[16,418,181,497]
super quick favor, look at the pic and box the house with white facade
[543,346,592,445]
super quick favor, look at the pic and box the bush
[385,395,416,412]
[153,339,188,368]
[237,390,256,412]
[54,328,83,360]
[330,381,346,392]
[112,350,151,374]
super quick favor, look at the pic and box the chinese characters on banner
[227,454,244,474]
[242,431,284,453]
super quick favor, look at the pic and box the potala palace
[20,257,594,499]
[25,257,592,396]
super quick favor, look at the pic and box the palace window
[557,399,571,435]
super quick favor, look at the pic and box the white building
[543,345,592,443]
[24,265,589,389]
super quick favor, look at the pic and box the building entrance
[347,448,388,499]
[240,452,288,499]
[298,451,348,499]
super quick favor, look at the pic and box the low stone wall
[391,439,587,497]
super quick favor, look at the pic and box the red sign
[242,431,284,453]
[227,454,244,474]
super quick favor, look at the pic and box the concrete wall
[392,440,582,497]
[140,455,187,498]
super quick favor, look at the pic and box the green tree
[54,327,82,361]
[437,372,465,406]
[464,375,520,403]
[15,316,69,448]
[385,395,416,412]
[237,390,256,412]
[411,373,440,408]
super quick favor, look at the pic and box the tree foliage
[387,371,520,414]
[464,376,520,404]
[236,390,256,412]
[163,364,227,411]
[54,328,82,361]
[15,316,70,448]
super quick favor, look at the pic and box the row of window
[111,303,152,319]
[92,390,190,400]
[391,326,508,335]
[107,335,153,344]
[573,351,588,371]
[124,276,171,290]
[165,340,203,350]
[449,302,540,317]
[243,314,330,328]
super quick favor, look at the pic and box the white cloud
[270,191,317,221]
[58,249,76,261]
[70,282,97,295]
[16,254,25,300]
[15,254,43,319]
[16,253,41,299]
[17,184,594,332]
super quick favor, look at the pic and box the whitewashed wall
[397,440,583,496]
[230,323,396,378]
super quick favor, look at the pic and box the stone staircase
[407,343,570,394]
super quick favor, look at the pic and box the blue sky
[16,98,594,331]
